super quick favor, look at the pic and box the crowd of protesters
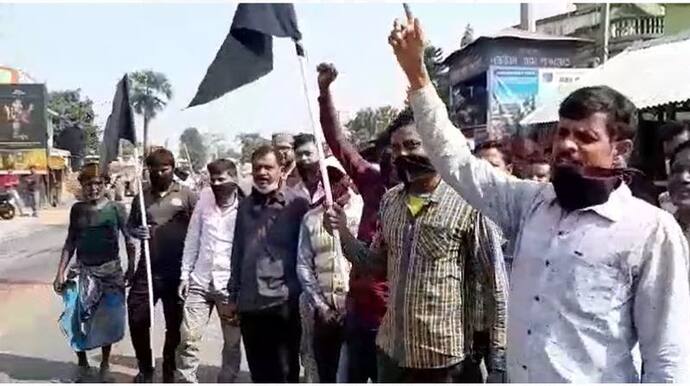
[51,14,690,384]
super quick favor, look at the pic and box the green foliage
[129,70,173,152]
[236,133,270,164]
[48,89,101,155]
[179,127,207,172]
[424,44,450,109]
[344,106,400,148]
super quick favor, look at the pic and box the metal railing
[610,16,664,40]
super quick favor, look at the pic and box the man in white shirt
[175,159,242,383]
[388,14,690,382]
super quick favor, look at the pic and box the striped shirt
[341,180,508,369]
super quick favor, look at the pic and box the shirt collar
[547,182,630,222]
[396,178,449,206]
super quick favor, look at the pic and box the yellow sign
[0,148,48,173]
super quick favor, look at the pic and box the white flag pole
[133,146,156,367]
[295,48,340,242]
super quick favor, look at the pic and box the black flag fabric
[188,3,303,108]
[100,74,136,172]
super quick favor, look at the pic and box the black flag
[100,74,136,172]
[188,3,303,108]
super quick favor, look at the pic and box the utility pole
[601,3,611,63]
[520,3,536,32]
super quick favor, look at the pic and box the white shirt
[409,84,690,382]
[180,187,239,291]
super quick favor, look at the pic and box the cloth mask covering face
[394,154,436,185]
[551,163,634,211]
[211,182,237,203]
[296,162,320,181]
[150,172,173,192]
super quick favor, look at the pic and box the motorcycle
[0,191,17,220]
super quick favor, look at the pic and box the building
[533,3,665,64]
[665,3,690,35]
[442,28,593,141]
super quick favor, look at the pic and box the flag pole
[133,145,156,368]
[295,46,341,239]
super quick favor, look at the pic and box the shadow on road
[109,355,252,383]
[0,353,131,383]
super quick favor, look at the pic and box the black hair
[384,107,415,139]
[146,148,175,168]
[293,133,316,150]
[660,120,690,143]
[559,86,637,141]
[251,145,284,165]
[474,140,512,164]
[670,140,690,167]
[207,158,238,177]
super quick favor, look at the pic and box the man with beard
[324,112,508,383]
[317,63,394,383]
[227,145,310,383]
[273,133,301,188]
[175,159,244,383]
[297,157,363,383]
[127,148,198,383]
[390,15,690,382]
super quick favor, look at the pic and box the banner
[486,66,591,140]
[488,67,539,139]
[0,84,48,149]
[0,149,47,173]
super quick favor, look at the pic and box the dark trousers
[313,313,345,383]
[344,315,379,383]
[240,302,301,383]
[127,275,183,381]
[377,350,478,383]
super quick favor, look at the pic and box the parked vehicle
[0,191,16,220]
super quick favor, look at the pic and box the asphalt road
[0,205,251,383]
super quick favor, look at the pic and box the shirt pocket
[565,253,624,317]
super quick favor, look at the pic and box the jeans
[240,302,301,383]
[127,275,183,382]
[175,284,242,383]
[26,190,39,216]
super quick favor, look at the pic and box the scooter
[0,191,17,220]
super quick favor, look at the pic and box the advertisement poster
[0,149,49,173]
[488,67,539,139]
[536,68,591,107]
[0,84,48,149]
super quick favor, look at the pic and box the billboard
[487,66,590,140]
[0,84,48,149]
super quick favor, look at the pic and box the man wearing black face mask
[127,148,198,383]
[175,159,243,383]
[324,109,508,383]
[393,15,690,382]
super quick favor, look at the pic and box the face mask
[253,180,280,195]
[296,162,320,180]
[150,172,173,191]
[394,154,436,185]
[551,164,627,212]
[211,182,237,204]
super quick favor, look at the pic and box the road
[0,204,251,383]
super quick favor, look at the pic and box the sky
[0,1,571,153]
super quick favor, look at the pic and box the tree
[236,133,270,164]
[423,45,450,109]
[129,70,173,154]
[460,24,474,48]
[48,89,101,156]
[203,131,241,161]
[344,106,399,147]
[179,127,207,172]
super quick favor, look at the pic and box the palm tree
[129,70,173,154]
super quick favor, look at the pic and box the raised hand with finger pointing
[387,10,430,91]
